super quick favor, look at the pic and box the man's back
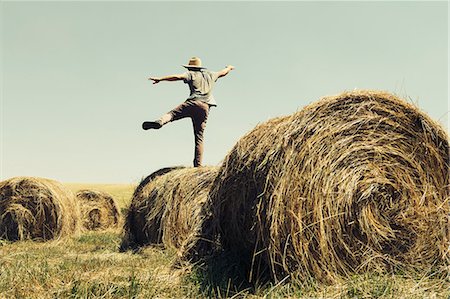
[184,70,220,106]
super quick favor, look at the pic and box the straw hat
[182,57,206,69]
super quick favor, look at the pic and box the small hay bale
[76,189,120,231]
[120,166,218,255]
[0,177,80,241]
[199,90,450,282]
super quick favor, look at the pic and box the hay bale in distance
[0,177,80,241]
[120,166,218,255]
[76,189,120,231]
[198,90,450,282]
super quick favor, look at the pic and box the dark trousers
[159,100,210,167]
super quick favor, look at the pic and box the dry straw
[120,166,218,256]
[0,177,80,241]
[76,189,120,231]
[197,90,450,282]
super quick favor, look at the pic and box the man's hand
[218,65,235,78]
[148,77,161,84]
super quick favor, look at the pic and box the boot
[142,120,162,130]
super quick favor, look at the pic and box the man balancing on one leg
[143,57,235,167]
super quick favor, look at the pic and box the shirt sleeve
[182,71,191,83]
[210,71,220,82]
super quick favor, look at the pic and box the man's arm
[217,65,235,78]
[148,74,186,84]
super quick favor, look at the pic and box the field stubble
[0,183,448,298]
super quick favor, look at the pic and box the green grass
[1,228,448,298]
[0,232,200,298]
[187,256,449,299]
[0,183,448,298]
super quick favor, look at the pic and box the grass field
[0,183,448,298]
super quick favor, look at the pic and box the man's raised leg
[142,101,191,130]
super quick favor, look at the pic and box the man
[144,57,235,167]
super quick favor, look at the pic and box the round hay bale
[201,90,449,282]
[120,166,218,255]
[76,189,120,231]
[120,166,184,251]
[0,177,80,241]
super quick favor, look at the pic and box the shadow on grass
[186,250,273,298]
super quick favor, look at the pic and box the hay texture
[76,189,120,231]
[201,90,449,282]
[0,177,80,241]
[120,166,218,255]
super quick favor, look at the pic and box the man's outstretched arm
[217,65,235,78]
[148,74,186,84]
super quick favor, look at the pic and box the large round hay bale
[120,166,218,255]
[0,177,80,241]
[76,189,120,231]
[201,90,449,282]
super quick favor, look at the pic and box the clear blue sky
[1,1,448,183]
